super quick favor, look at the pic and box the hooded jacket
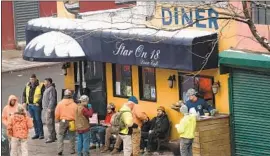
[131,104,148,128]
[7,112,33,139]
[150,114,170,138]
[42,84,57,109]
[176,114,196,139]
[2,95,19,127]
[55,98,77,121]
[119,104,133,135]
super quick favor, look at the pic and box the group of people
[2,73,216,156]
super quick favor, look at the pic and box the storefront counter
[193,114,231,156]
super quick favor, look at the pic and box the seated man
[90,103,116,149]
[146,106,170,153]
[141,106,170,153]
[140,113,152,154]
[100,110,123,154]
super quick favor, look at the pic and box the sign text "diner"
[161,7,219,30]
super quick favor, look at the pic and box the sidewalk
[28,123,174,156]
[2,50,60,73]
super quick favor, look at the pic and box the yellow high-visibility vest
[25,83,44,104]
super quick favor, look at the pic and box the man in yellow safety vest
[22,74,45,139]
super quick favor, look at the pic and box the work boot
[32,135,39,139]
[83,152,89,156]
[100,146,110,153]
[110,148,119,155]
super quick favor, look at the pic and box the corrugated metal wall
[231,69,270,156]
[13,1,40,42]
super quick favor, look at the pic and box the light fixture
[168,75,176,88]
[212,81,220,94]
[61,62,71,76]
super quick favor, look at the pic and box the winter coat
[150,114,170,138]
[7,113,33,139]
[55,98,77,121]
[131,104,148,128]
[42,84,57,109]
[141,119,152,132]
[176,114,196,139]
[2,95,19,127]
[119,104,133,135]
[75,104,93,133]
[22,80,45,105]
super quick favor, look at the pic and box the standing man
[22,74,45,139]
[42,78,57,143]
[126,96,148,156]
[75,95,93,156]
[185,88,215,116]
[55,89,77,155]
[119,101,134,156]
[2,95,19,128]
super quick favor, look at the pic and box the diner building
[23,1,270,155]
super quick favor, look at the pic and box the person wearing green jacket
[175,105,197,156]
[119,103,134,156]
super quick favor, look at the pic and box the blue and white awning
[24,17,219,71]
[24,31,85,62]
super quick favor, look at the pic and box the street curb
[2,62,62,73]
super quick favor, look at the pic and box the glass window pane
[113,64,132,97]
[140,67,156,101]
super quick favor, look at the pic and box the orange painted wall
[106,63,181,139]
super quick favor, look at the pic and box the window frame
[112,64,133,99]
[251,1,270,25]
[178,72,216,107]
[138,66,157,102]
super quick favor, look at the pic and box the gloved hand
[132,123,138,128]
[210,109,216,116]
[87,104,92,109]
[149,130,153,134]
[175,124,179,128]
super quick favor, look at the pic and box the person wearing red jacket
[90,103,116,149]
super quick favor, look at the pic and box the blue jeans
[28,104,44,137]
[77,131,91,155]
[90,126,106,145]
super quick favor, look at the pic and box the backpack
[111,110,130,134]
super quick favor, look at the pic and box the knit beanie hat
[128,96,138,104]
[17,104,25,114]
[157,106,166,112]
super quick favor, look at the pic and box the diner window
[138,67,156,101]
[252,1,270,25]
[179,74,215,107]
[112,64,133,98]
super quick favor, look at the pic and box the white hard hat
[186,88,197,97]
[79,95,89,102]
[64,89,72,96]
